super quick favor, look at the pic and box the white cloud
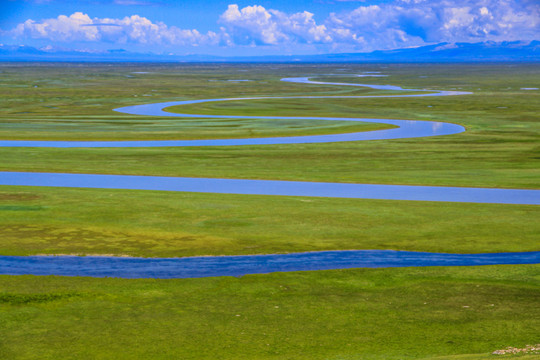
[326,5,429,50]
[5,0,539,53]
[325,0,539,50]
[217,0,538,52]
[219,4,332,45]
[8,12,222,47]
[219,5,287,45]
[13,12,99,42]
[439,0,538,41]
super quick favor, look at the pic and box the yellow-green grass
[1,132,537,189]
[1,265,539,360]
[0,186,538,257]
[0,63,538,257]
[0,63,539,360]
[0,63,538,190]
[0,62,538,255]
[0,116,393,141]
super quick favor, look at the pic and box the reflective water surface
[1,250,539,279]
[0,76,468,147]
[0,76,537,278]
[0,77,537,205]
[1,172,539,205]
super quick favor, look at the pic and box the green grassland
[0,62,538,257]
[0,62,539,359]
[0,63,538,190]
[0,186,538,257]
[1,265,539,360]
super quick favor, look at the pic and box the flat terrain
[1,266,539,360]
[1,186,538,257]
[0,62,538,359]
[0,63,538,256]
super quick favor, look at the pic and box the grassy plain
[1,265,539,360]
[0,62,539,359]
[0,63,538,190]
[0,62,538,256]
[0,186,538,257]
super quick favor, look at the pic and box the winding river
[1,75,538,278]
[2,251,540,279]
[1,77,468,148]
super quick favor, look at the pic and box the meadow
[1,265,539,360]
[0,62,538,359]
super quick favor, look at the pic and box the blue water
[0,77,468,148]
[0,76,537,278]
[2,172,539,205]
[0,77,537,204]
[1,250,539,279]
[0,118,463,147]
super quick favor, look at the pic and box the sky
[0,0,538,56]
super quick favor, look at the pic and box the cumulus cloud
[8,12,222,47]
[326,0,539,50]
[219,4,331,45]
[5,0,539,53]
[220,1,539,51]
[434,0,539,41]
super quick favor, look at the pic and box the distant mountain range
[1,41,538,62]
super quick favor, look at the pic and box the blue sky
[1,0,538,56]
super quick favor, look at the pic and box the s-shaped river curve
[0,75,539,278]
[1,76,539,205]
[1,76,469,148]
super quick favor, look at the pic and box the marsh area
[0,62,538,359]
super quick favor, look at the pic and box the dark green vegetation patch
[0,292,81,305]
